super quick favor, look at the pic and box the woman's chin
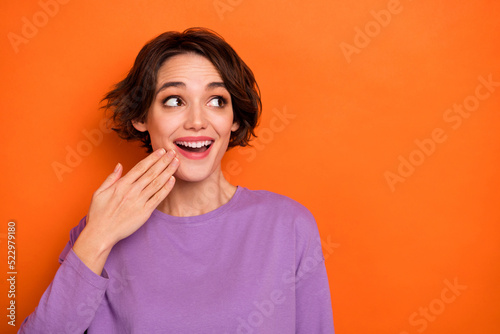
[173,168,215,184]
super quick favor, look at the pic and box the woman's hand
[73,148,179,275]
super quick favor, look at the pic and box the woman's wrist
[72,226,115,275]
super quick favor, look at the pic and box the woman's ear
[231,121,239,132]
[132,119,147,132]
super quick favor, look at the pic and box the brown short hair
[101,27,262,152]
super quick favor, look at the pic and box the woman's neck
[156,170,237,217]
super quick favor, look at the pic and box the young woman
[20,27,334,333]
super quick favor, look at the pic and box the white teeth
[175,140,213,148]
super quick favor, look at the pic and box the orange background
[1,0,500,333]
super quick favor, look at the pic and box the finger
[141,157,179,199]
[133,150,177,189]
[95,163,123,193]
[121,148,167,184]
[145,175,176,210]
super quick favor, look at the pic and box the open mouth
[174,140,213,153]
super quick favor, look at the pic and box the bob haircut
[102,27,262,153]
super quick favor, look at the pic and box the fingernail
[167,150,175,158]
[157,148,166,156]
[114,163,121,173]
[172,157,179,166]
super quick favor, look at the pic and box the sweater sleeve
[18,218,109,334]
[293,207,335,333]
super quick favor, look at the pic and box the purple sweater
[20,187,334,333]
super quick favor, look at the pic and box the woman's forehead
[156,54,222,84]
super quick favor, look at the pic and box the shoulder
[239,186,309,210]
[58,216,87,263]
[237,186,318,234]
[69,216,87,244]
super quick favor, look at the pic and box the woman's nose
[184,103,208,130]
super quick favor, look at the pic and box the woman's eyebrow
[155,81,225,97]
[206,82,226,90]
[155,81,185,97]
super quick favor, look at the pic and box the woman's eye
[164,96,183,107]
[208,96,226,108]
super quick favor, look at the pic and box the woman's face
[133,53,238,182]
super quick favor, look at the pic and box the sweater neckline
[150,185,243,224]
